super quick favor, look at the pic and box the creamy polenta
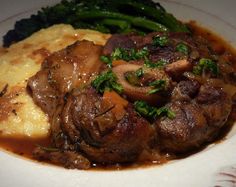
[0,24,110,138]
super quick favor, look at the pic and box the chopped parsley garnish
[176,42,189,55]
[134,100,158,119]
[134,100,175,120]
[135,47,149,59]
[156,106,176,119]
[155,59,168,68]
[144,58,167,69]
[193,58,219,76]
[148,79,166,94]
[153,35,169,47]
[111,48,125,60]
[135,68,144,78]
[100,55,112,68]
[101,47,150,68]
[144,57,155,68]
[111,47,149,62]
[91,70,123,94]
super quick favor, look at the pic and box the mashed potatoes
[0,24,110,138]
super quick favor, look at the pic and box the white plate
[0,1,236,187]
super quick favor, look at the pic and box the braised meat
[196,84,232,128]
[27,70,58,117]
[103,34,136,56]
[104,32,197,64]
[156,83,232,152]
[156,101,207,152]
[171,80,200,101]
[28,31,236,169]
[28,40,104,117]
[62,88,155,164]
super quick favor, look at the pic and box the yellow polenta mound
[0,24,110,138]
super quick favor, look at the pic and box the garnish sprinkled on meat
[27,31,236,169]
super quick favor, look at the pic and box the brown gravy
[0,136,50,159]
[0,23,236,169]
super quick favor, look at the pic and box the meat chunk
[129,32,156,49]
[196,85,232,128]
[156,102,207,152]
[103,32,197,65]
[103,34,135,55]
[149,47,185,65]
[156,84,232,153]
[171,80,200,101]
[27,70,58,117]
[27,40,104,116]
[60,88,155,164]
[43,40,104,93]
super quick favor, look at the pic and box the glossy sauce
[0,136,50,159]
[0,23,236,169]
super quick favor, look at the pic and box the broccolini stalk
[3,0,189,47]
[100,19,131,32]
[116,1,189,32]
[75,10,168,32]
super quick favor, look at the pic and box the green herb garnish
[135,47,149,59]
[176,42,189,55]
[135,68,144,78]
[91,70,123,94]
[111,47,149,62]
[101,47,149,68]
[111,48,125,60]
[144,58,167,69]
[100,55,112,68]
[153,35,169,47]
[156,106,176,119]
[148,79,166,94]
[134,100,158,119]
[155,59,168,68]
[193,58,219,76]
[134,100,175,120]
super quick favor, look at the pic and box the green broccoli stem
[116,1,189,32]
[75,10,169,32]
[100,19,131,31]
[93,23,111,33]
